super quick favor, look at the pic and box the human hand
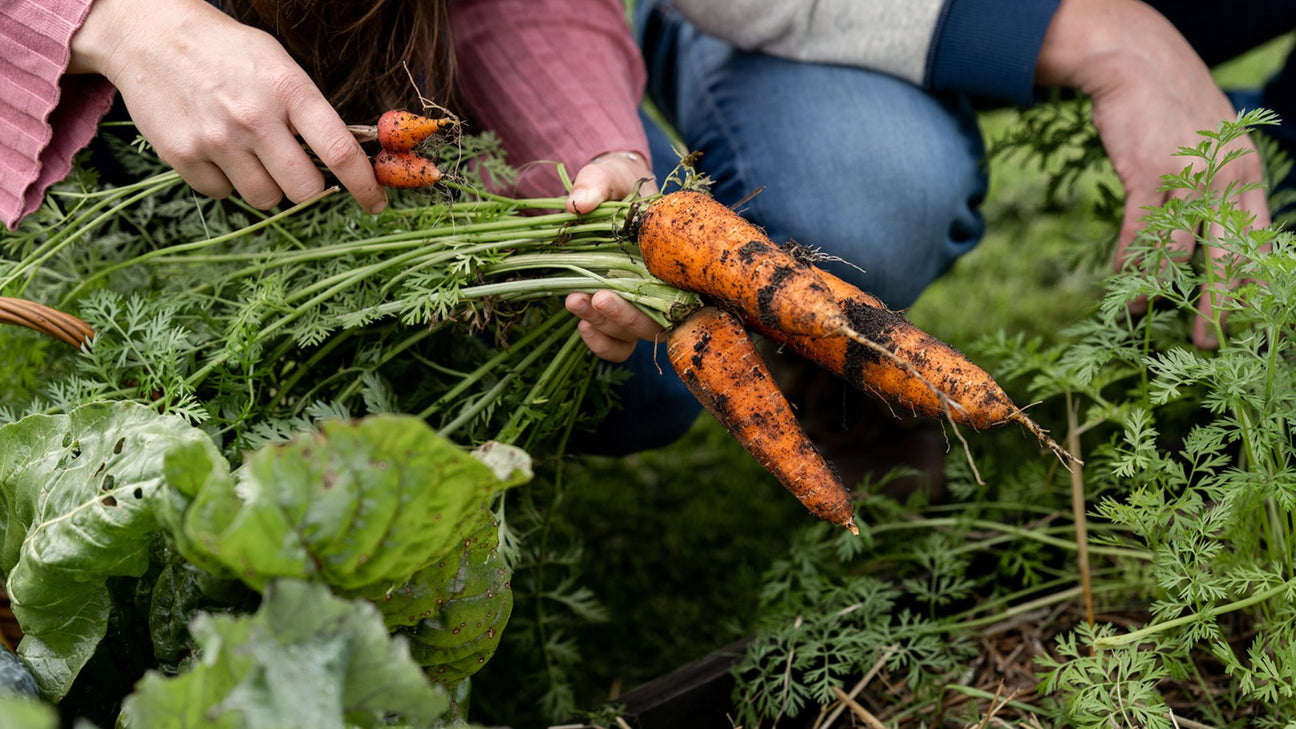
[1037,0,1271,348]
[562,150,664,361]
[69,0,387,214]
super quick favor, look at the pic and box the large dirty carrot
[637,191,852,340]
[667,305,859,533]
[750,268,1074,464]
[636,192,971,438]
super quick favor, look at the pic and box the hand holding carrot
[1036,0,1271,348]
[69,0,388,215]
[565,149,664,361]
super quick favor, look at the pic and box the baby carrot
[376,110,457,153]
[374,149,444,189]
[668,305,859,533]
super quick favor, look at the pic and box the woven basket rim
[0,296,93,348]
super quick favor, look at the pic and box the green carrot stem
[6,179,178,295]
[868,517,1153,562]
[481,252,653,279]
[434,315,579,440]
[416,309,570,420]
[496,323,589,445]
[264,326,357,411]
[343,327,433,392]
[1093,577,1296,649]
[60,188,340,305]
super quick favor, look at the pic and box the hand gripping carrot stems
[667,306,859,534]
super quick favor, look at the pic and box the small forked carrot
[637,191,851,340]
[667,305,859,533]
[374,149,444,189]
[376,110,457,152]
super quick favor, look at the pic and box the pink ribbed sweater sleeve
[449,0,650,198]
[1,0,118,231]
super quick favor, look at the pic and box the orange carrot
[374,149,444,189]
[376,110,456,153]
[637,191,851,339]
[667,305,858,533]
[750,268,1072,462]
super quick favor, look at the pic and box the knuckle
[283,172,325,203]
[268,66,316,106]
[223,102,273,138]
[241,187,283,210]
[161,136,207,167]
[313,132,364,169]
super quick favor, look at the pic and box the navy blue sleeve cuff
[925,0,1062,106]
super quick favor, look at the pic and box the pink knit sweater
[0,0,649,230]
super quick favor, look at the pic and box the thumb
[567,150,656,214]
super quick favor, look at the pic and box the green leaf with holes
[0,402,222,701]
[370,502,513,686]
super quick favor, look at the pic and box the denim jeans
[581,0,990,455]
[635,0,990,311]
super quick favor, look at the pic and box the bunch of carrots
[368,111,1074,535]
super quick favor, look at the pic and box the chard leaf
[119,579,449,729]
[0,402,221,700]
[175,415,526,593]
[373,502,513,686]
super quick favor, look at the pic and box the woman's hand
[563,150,665,362]
[1037,0,1271,348]
[70,0,387,214]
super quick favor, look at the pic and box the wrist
[69,0,131,76]
[1035,0,1163,93]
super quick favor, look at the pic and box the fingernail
[592,290,617,310]
[370,198,388,215]
[569,189,591,212]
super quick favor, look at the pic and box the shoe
[759,340,948,505]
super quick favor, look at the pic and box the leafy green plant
[119,579,450,729]
[0,402,525,726]
[982,108,1296,726]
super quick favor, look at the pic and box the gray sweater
[665,0,1063,105]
